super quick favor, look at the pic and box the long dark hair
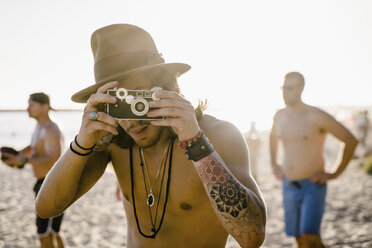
[108,68,206,149]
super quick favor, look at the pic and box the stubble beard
[135,126,166,149]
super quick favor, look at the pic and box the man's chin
[135,139,153,148]
[132,127,165,148]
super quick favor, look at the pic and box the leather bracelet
[74,135,96,150]
[70,142,93,156]
[184,132,215,162]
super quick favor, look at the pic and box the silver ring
[89,111,99,121]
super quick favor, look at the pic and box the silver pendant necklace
[140,140,171,207]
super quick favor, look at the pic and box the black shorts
[33,178,64,236]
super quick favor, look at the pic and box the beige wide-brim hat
[71,24,191,103]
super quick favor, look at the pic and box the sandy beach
[0,131,371,248]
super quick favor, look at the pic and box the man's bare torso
[108,116,230,247]
[275,105,327,180]
[31,121,61,179]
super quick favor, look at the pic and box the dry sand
[0,134,371,248]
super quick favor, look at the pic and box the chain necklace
[130,138,175,239]
[140,140,171,207]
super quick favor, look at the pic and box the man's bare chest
[31,126,45,155]
[277,115,321,142]
[111,147,208,213]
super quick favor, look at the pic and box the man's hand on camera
[78,81,119,148]
[147,90,200,141]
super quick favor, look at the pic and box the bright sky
[1,0,371,132]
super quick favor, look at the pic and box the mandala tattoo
[210,178,248,217]
[196,155,264,245]
[195,156,228,184]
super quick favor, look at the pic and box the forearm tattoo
[195,155,264,246]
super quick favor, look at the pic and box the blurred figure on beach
[245,121,261,182]
[270,72,358,248]
[35,24,266,247]
[355,110,370,147]
[0,92,66,248]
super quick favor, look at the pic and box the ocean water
[0,110,83,150]
[0,108,360,176]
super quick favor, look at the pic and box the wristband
[184,132,215,162]
[74,135,96,150]
[70,142,93,156]
[179,130,203,149]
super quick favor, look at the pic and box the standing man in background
[245,121,261,182]
[1,92,66,248]
[356,110,369,147]
[270,72,358,248]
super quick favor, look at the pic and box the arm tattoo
[210,178,248,217]
[195,156,247,217]
[195,154,265,247]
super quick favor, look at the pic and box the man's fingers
[87,94,117,108]
[97,81,119,94]
[85,81,118,109]
[83,111,118,135]
[150,118,174,127]
[149,98,193,111]
[148,107,190,119]
[88,120,118,135]
[153,90,190,104]
[85,111,118,128]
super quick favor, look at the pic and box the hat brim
[71,62,191,103]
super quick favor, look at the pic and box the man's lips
[129,125,148,137]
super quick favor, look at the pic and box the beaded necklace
[129,138,174,239]
[140,140,170,207]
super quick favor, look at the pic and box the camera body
[105,87,163,120]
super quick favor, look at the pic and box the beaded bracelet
[181,131,215,162]
[74,135,96,150]
[70,142,94,156]
[178,130,203,149]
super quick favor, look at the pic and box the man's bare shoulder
[199,114,241,137]
[41,121,62,138]
[306,105,335,120]
[273,108,286,121]
[199,114,247,156]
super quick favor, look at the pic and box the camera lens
[131,98,149,116]
[135,102,145,112]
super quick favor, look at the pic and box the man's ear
[43,104,51,112]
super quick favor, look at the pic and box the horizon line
[1,104,371,112]
[0,108,83,112]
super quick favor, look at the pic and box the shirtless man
[1,92,66,248]
[35,24,266,247]
[270,72,358,248]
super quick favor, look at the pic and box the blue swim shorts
[282,177,327,237]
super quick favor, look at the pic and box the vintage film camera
[105,86,163,120]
